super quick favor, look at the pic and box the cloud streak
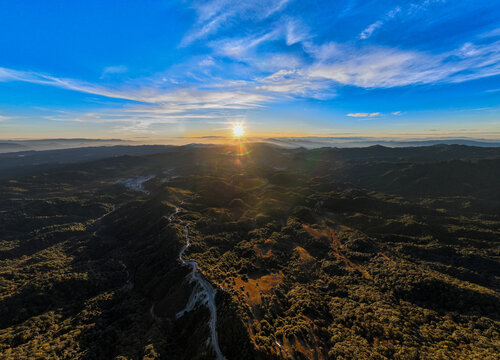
[180,0,292,46]
[347,112,381,118]
[101,65,128,78]
[359,6,401,40]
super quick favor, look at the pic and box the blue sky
[0,0,499,140]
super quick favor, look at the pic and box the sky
[0,0,499,141]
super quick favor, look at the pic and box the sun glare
[233,124,244,137]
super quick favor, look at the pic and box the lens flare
[233,124,244,137]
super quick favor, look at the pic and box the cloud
[2,33,498,129]
[205,28,306,75]
[359,7,400,40]
[209,29,281,59]
[0,67,270,111]
[479,28,500,39]
[285,18,311,45]
[256,69,335,99]
[1,62,325,111]
[198,57,216,67]
[264,0,292,17]
[359,1,451,41]
[180,0,292,46]
[307,39,500,88]
[198,17,311,75]
[408,0,447,15]
[0,67,36,82]
[303,42,342,62]
[0,66,278,123]
[3,34,499,109]
[101,65,128,78]
[359,21,384,40]
[0,61,333,133]
[0,67,137,100]
[347,112,380,117]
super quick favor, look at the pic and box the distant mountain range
[264,137,500,148]
[1,142,500,182]
[0,137,499,154]
[0,138,130,153]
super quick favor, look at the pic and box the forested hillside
[0,144,498,359]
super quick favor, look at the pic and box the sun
[233,124,244,137]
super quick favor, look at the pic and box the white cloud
[479,28,500,39]
[359,21,384,40]
[359,1,448,41]
[264,0,292,17]
[359,7,400,40]
[256,69,335,99]
[101,65,128,78]
[408,0,447,15]
[347,112,381,117]
[207,29,305,74]
[307,39,500,88]
[303,42,342,62]
[3,35,499,108]
[0,67,270,111]
[285,18,311,45]
[198,57,216,67]
[209,29,281,59]
[181,0,292,46]
[204,18,310,73]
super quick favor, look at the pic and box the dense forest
[0,143,499,359]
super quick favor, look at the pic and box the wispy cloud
[307,39,500,88]
[408,0,447,15]
[256,69,335,99]
[2,30,499,132]
[359,20,384,40]
[180,0,292,46]
[285,18,311,45]
[3,32,499,107]
[101,65,128,78]
[359,0,450,40]
[359,7,400,40]
[0,67,142,101]
[209,29,281,59]
[198,57,216,67]
[479,27,500,39]
[347,112,381,117]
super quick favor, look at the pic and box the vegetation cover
[0,143,499,359]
